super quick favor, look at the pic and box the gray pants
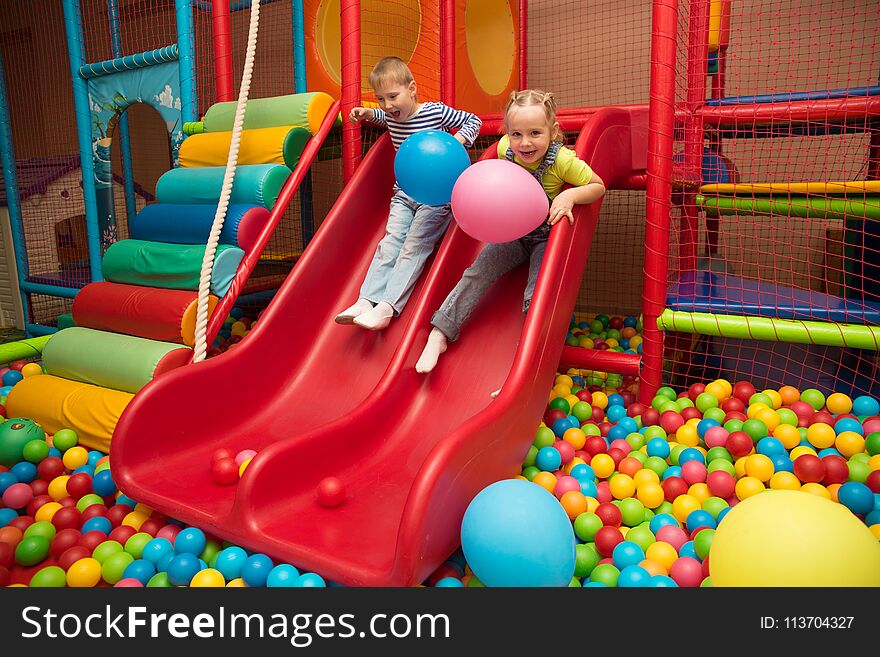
[431,223,550,342]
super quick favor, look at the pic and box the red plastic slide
[113,106,647,586]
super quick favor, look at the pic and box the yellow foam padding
[180,295,218,347]
[708,0,731,54]
[702,181,880,195]
[6,374,133,453]
[179,126,310,169]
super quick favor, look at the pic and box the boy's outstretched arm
[548,175,606,225]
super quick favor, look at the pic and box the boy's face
[506,105,559,164]
[373,79,418,121]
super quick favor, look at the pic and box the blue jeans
[359,189,452,314]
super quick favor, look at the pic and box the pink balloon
[450,159,549,243]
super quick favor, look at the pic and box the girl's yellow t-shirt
[497,135,594,200]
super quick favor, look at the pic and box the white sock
[415,328,448,373]
[335,298,374,324]
[353,301,395,330]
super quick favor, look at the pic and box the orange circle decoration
[464,0,515,97]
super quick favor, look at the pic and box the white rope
[192,0,261,363]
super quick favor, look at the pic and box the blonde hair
[503,89,563,143]
[369,56,415,89]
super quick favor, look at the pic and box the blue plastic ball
[623,316,638,328]
[678,448,706,465]
[0,472,18,494]
[174,527,206,555]
[569,464,595,482]
[92,470,117,496]
[662,466,682,480]
[865,509,880,526]
[650,575,678,587]
[267,564,300,587]
[617,417,638,434]
[10,461,37,483]
[618,564,651,587]
[607,394,625,407]
[817,448,842,459]
[606,405,627,423]
[141,538,174,566]
[72,465,94,476]
[116,493,138,508]
[756,437,785,457]
[770,455,794,473]
[649,513,678,535]
[435,577,464,587]
[1,370,23,387]
[837,482,874,515]
[696,419,720,438]
[156,551,175,573]
[294,573,326,587]
[716,506,732,525]
[167,553,202,586]
[394,130,471,205]
[853,396,880,417]
[81,516,112,535]
[535,446,562,472]
[578,479,598,498]
[0,507,18,527]
[241,553,274,587]
[646,438,671,459]
[461,479,576,587]
[551,417,575,437]
[834,417,863,436]
[685,509,716,532]
[607,425,628,440]
[87,451,103,466]
[122,559,156,585]
[679,540,699,561]
[611,541,645,570]
[47,448,61,459]
[214,546,248,580]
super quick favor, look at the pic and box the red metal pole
[441,0,455,105]
[519,0,528,90]
[640,0,680,404]
[341,0,361,183]
[212,0,234,102]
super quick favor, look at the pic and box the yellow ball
[565,394,581,411]
[239,458,252,477]
[562,456,586,475]
[806,423,836,449]
[687,483,711,503]
[790,445,818,460]
[551,384,571,398]
[733,457,748,478]
[800,482,831,499]
[230,321,248,337]
[835,432,866,459]
[629,335,643,349]
[734,476,765,500]
[62,446,89,471]
[744,454,774,482]
[591,391,609,410]
[133,503,153,517]
[646,541,679,571]
[773,424,801,450]
[671,494,701,523]
[604,338,619,348]
[760,389,783,409]
[709,490,880,586]
[636,481,665,508]
[35,502,62,523]
[870,525,880,540]
[868,455,880,471]
[585,496,600,513]
[633,469,660,488]
[713,379,733,396]
[47,475,70,501]
[21,363,43,377]
[746,402,769,419]
[555,374,574,388]
[676,424,699,447]
[755,409,780,432]
[591,454,616,479]
[226,577,247,587]
[825,392,852,415]
[67,558,103,587]
[704,381,728,401]
[609,473,636,500]
[190,568,227,587]
[532,471,557,494]
[769,471,801,490]
[122,511,149,530]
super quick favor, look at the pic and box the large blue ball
[461,479,576,587]
[394,130,471,205]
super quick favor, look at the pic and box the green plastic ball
[701,497,729,519]
[147,572,172,588]
[669,444,687,466]
[776,408,798,427]
[572,402,593,422]
[800,388,826,411]
[533,427,556,449]
[574,543,600,578]
[102,551,135,584]
[723,419,744,433]
[707,459,736,476]
[847,460,870,484]
[521,466,540,481]
[15,536,50,567]
[30,566,67,588]
[52,428,78,453]
[589,563,620,587]
[573,512,603,542]
[523,445,538,468]
[655,501,674,516]
[625,525,656,552]
[619,498,645,527]
[695,393,719,413]
[748,392,772,408]
[549,397,570,414]
[706,447,733,463]
[703,407,726,424]
[866,432,880,456]
[22,439,49,464]
[76,494,105,513]
[742,418,769,442]
[643,426,667,441]
[23,521,56,542]
[124,533,153,559]
[92,540,124,565]
[644,456,668,476]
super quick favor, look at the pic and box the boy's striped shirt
[372,102,482,150]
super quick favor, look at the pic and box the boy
[335,56,482,330]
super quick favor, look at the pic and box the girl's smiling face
[374,80,418,121]
[505,104,559,164]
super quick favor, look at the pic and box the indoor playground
[0,0,878,590]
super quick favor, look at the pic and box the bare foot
[415,328,448,373]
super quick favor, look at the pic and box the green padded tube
[156,164,290,209]
[697,194,880,222]
[42,327,192,394]
[102,239,244,297]
[203,92,332,133]
[282,126,311,169]
[0,336,51,366]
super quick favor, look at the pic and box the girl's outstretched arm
[548,174,606,225]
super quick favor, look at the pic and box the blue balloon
[461,479,575,586]
[394,130,471,205]
[267,564,300,587]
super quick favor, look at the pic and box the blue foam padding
[130,203,261,249]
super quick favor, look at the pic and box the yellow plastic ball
[755,408,780,432]
[636,481,665,508]
[122,511,148,530]
[733,457,748,478]
[578,337,595,349]
[585,496,600,513]
[746,402,769,419]
[676,424,699,447]
[555,374,574,388]
[633,469,660,488]
[870,525,880,540]
[734,476,765,500]
[591,454,616,479]
[609,473,636,500]
[744,454,775,482]
[868,455,880,471]
[531,471,557,494]
[790,445,818,460]
[62,446,89,471]
[604,338,619,348]
[704,381,728,401]
[591,391,609,410]
[562,427,586,451]
[835,432,866,459]
[67,558,103,587]
[773,424,801,450]
[800,482,831,499]
[551,384,571,398]
[226,577,247,587]
[646,541,679,571]
[34,502,62,523]
[190,568,226,587]
[640,559,667,577]
[687,483,711,503]
[133,503,153,517]
[806,423,836,449]
[769,471,801,490]
[47,475,70,501]
[760,389,783,409]
[825,393,852,415]
[671,494,701,523]
[562,456,586,475]
[629,335,643,349]
[709,490,880,586]
[21,363,43,377]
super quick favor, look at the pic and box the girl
[415,89,605,375]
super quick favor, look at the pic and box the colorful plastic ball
[15,535,49,566]
[612,541,645,570]
[166,552,201,586]
[173,527,206,556]
[67,557,102,587]
[837,481,874,515]
[30,565,66,588]
[146,572,172,588]
[316,476,346,507]
[617,564,651,587]
[435,576,464,587]
[51,428,78,453]
[667,556,702,587]
[241,553,274,588]
[686,509,716,533]
[3,482,33,509]
[793,454,825,483]
[535,446,562,472]
[188,568,225,587]
[82,516,112,535]
[294,573,327,587]
[1,370,22,386]
[709,490,880,586]
[461,480,575,587]
[21,439,49,464]
[141,537,174,566]
[589,563,620,587]
[122,559,156,585]
[91,470,116,497]
[212,546,247,581]
[853,396,880,417]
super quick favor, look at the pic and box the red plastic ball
[809,411,834,427]
[680,407,703,422]
[661,476,688,503]
[793,454,825,484]
[594,502,622,527]
[8,516,34,533]
[58,496,77,508]
[139,517,164,537]
[821,455,850,486]
[724,411,748,423]
[866,469,880,494]
[593,525,624,556]
[0,542,12,569]
[583,436,607,456]
[51,506,83,531]
[726,431,753,458]
[655,524,688,551]
[628,402,647,418]
[553,440,575,465]
[721,397,745,414]
[607,448,627,466]
[212,457,240,485]
[544,409,567,427]
[105,504,130,528]
[37,457,65,482]
[688,383,706,401]
[78,530,107,552]
[706,470,735,498]
[0,566,9,588]
[212,447,234,463]
[660,411,685,434]
[641,408,660,427]
[25,495,52,518]
[108,525,137,546]
[50,528,82,559]
[58,545,91,571]
[65,473,93,500]
[575,389,593,404]
[80,504,108,522]
[29,479,49,497]
[670,556,703,587]
[156,524,181,543]
[316,476,346,507]
[595,481,612,504]
[732,381,756,402]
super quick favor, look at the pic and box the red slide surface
[113,106,647,586]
